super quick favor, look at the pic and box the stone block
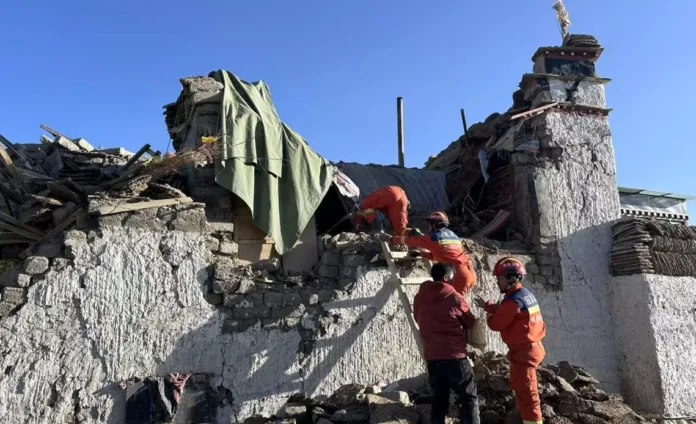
[317,290,335,302]
[306,293,319,305]
[168,207,209,232]
[2,287,26,305]
[264,292,284,306]
[340,266,358,280]
[64,230,87,245]
[54,135,80,152]
[284,292,302,307]
[16,274,31,288]
[237,279,256,294]
[252,258,281,273]
[0,301,17,317]
[540,266,554,277]
[207,236,221,252]
[73,138,94,152]
[219,241,239,256]
[222,319,257,334]
[261,318,282,330]
[338,279,355,291]
[318,265,339,279]
[553,267,563,277]
[24,257,49,275]
[203,292,223,306]
[534,275,547,285]
[342,254,365,268]
[526,263,540,274]
[223,294,245,308]
[247,293,264,305]
[283,318,301,329]
[212,279,239,294]
[0,267,19,288]
[321,251,341,267]
[213,258,236,281]
[279,404,308,418]
[230,306,270,320]
[35,242,62,259]
[51,258,71,272]
[271,304,305,319]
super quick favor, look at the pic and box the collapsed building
[0,31,692,424]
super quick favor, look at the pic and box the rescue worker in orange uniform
[393,211,477,295]
[353,186,412,237]
[474,257,546,424]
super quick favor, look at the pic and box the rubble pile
[242,352,645,424]
[0,128,214,256]
[611,217,696,276]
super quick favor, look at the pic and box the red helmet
[426,211,449,227]
[492,257,527,277]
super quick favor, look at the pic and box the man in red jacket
[352,186,412,237]
[474,257,546,424]
[414,262,480,424]
[394,211,477,295]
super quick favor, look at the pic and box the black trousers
[427,358,480,424]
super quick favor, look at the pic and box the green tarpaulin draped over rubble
[211,70,335,254]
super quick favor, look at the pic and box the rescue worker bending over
[353,186,414,237]
[474,257,546,424]
[393,211,476,295]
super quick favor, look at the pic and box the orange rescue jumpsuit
[394,227,477,294]
[353,186,410,236]
[485,283,546,424]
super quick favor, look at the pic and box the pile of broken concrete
[245,352,644,424]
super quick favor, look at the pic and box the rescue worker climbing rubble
[392,211,477,295]
[353,186,419,237]
[474,257,546,424]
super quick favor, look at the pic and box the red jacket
[395,228,477,294]
[484,283,546,348]
[413,281,476,360]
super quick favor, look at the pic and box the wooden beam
[91,197,192,216]
[0,212,43,236]
[19,208,84,259]
[510,102,559,121]
[119,144,151,175]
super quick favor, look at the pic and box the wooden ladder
[378,240,430,357]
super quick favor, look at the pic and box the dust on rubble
[241,351,646,424]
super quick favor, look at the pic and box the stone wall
[611,274,696,417]
[0,205,429,423]
[508,110,621,390]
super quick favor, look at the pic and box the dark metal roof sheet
[335,162,449,214]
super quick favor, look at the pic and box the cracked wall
[611,274,696,417]
[512,110,621,391]
[0,206,426,423]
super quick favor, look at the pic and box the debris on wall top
[611,217,696,277]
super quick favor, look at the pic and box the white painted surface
[0,226,424,423]
[531,112,621,390]
[613,274,696,417]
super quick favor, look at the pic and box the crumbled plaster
[0,213,428,423]
[612,274,696,417]
[514,111,621,390]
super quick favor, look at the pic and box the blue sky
[1,0,694,207]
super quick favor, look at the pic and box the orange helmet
[492,257,527,277]
[426,211,449,227]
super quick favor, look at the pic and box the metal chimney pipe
[397,97,404,167]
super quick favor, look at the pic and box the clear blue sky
[1,0,694,207]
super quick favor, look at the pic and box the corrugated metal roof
[335,162,449,214]
[618,186,695,201]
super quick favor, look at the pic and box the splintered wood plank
[91,197,192,215]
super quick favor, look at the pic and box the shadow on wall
[105,267,416,423]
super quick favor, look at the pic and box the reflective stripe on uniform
[527,305,541,315]
[363,208,375,214]
[438,239,460,245]
[522,421,542,424]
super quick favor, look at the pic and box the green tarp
[211,70,335,254]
